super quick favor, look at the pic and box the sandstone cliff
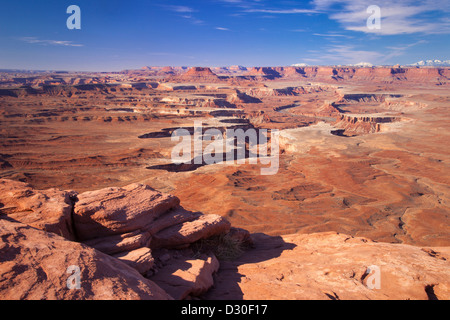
[241,66,449,84]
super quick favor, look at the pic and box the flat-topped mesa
[279,66,306,77]
[158,66,176,75]
[338,93,403,104]
[243,85,328,98]
[244,87,297,97]
[403,67,445,80]
[272,67,450,83]
[243,66,306,79]
[246,67,282,78]
[334,114,401,135]
[182,67,219,78]
[172,67,223,83]
[354,67,448,83]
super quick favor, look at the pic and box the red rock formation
[152,214,231,249]
[206,232,450,300]
[317,67,337,78]
[0,218,171,300]
[246,67,281,78]
[244,86,327,98]
[0,179,76,240]
[405,67,442,80]
[182,67,219,80]
[334,114,399,135]
[73,183,180,241]
[317,101,341,116]
[150,254,219,300]
[280,66,305,77]
[227,90,261,104]
[0,179,233,300]
[160,66,175,74]
[258,67,449,83]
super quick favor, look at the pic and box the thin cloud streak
[244,8,319,14]
[19,37,83,47]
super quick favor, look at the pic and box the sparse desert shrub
[192,232,249,261]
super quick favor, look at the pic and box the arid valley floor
[1,66,449,300]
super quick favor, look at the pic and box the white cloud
[167,5,196,13]
[216,0,319,16]
[164,5,204,25]
[244,8,319,14]
[304,39,429,65]
[312,0,450,35]
[180,15,205,25]
[19,37,83,47]
[216,27,231,31]
[313,33,349,37]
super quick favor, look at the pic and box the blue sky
[0,0,449,71]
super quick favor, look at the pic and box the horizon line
[1,64,449,74]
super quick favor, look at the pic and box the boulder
[82,230,152,255]
[113,247,155,275]
[0,218,171,300]
[145,206,202,236]
[0,179,76,241]
[73,183,180,241]
[152,214,231,249]
[150,254,219,300]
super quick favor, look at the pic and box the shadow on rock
[202,233,297,300]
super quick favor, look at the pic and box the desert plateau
[1,65,449,301]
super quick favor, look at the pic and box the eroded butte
[1,66,449,251]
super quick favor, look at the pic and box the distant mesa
[137,66,181,76]
[160,66,175,74]
[246,67,282,78]
[183,67,217,77]
[229,65,248,71]
[281,66,306,77]
[181,67,218,79]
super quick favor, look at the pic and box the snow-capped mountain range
[410,60,450,66]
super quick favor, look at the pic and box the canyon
[0,66,449,300]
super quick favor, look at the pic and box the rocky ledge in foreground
[0,179,250,300]
[206,232,450,300]
[1,179,449,300]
